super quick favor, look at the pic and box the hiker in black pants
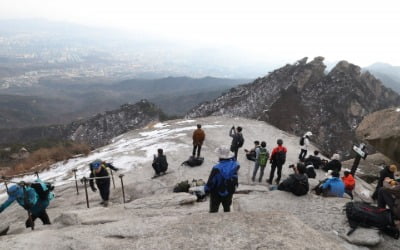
[267,139,287,185]
[152,148,168,176]
[372,165,397,200]
[89,159,119,207]
[192,124,205,158]
[229,126,244,160]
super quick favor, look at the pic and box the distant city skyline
[1,0,400,66]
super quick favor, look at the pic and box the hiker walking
[267,139,287,185]
[204,147,240,213]
[278,163,309,196]
[152,148,168,177]
[299,131,312,161]
[0,179,54,228]
[229,126,244,160]
[89,159,119,207]
[192,124,205,158]
[251,141,269,182]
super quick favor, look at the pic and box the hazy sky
[1,0,399,66]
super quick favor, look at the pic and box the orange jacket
[342,174,355,190]
[192,128,205,145]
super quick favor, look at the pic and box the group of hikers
[1,124,400,231]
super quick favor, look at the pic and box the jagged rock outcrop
[356,107,400,164]
[188,57,400,157]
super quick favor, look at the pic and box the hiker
[321,171,345,197]
[372,164,397,200]
[229,126,244,160]
[304,150,323,169]
[192,124,205,158]
[342,169,355,199]
[267,139,287,185]
[0,180,54,228]
[377,177,400,219]
[251,141,269,182]
[204,147,240,213]
[89,159,119,207]
[278,163,309,196]
[244,141,260,161]
[152,148,168,176]
[322,153,342,173]
[299,131,312,161]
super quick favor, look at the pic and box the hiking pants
[209,193,233,213]
[252,162,266,182]
[299,149,307,161]
[268,162,283,184]
[231,148,239,160]
[25,209,51,228]
[192,144,202,157]
[97,179,110,201]
[345,189,354,200]
[378,188,396,210]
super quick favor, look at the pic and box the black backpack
[181,156,204,167]
[31,181,54,201]
[237,134,244,148]
[345,201,400,239]
[305,166,316,179]
[173,180,190,193]
[275,150,286,165]
[291,177,309,196]
[299,137,305,146]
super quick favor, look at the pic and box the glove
[91,187,97,192]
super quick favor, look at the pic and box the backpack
[214,160,239,197]
[237,134,244,148]
[258,148,269,167]
[300,137,305,146]
[275,149,286,165]
[173,180,190,193]
[306,166,316,179]
[181,156,204,167]
[291,177,309,196]
[30,180,55,201]
[345,202,400,239]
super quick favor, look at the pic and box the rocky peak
[188,57,400,157]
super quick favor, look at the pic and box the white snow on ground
[175,119,196,124]
[396,108,400,112]
[153,122,170,128]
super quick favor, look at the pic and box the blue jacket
[322,177,345,197]
[0,185,51,216]
[204,158,240,197]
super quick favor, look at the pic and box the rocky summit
[188,57,400,158]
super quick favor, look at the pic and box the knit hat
[305,131,313,137]
[331,153,341,161]
[389,164,397,173]
[216,147,234,159]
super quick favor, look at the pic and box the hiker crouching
[89,159,119,207]
[204,147,240,213]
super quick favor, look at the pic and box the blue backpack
[214,160,239,197]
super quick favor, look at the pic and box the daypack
[20,186,38,210]
[30,180,55,201]
[173,180,190,193]
[181,156,204,167]
[214,160,239,197]
[291,177,309,196]
[300,137,305,146]
[345,201,400,239]
[306,166,316,179]
[237,134,244,148]
[275,150,286,165]
[258,148,269,167]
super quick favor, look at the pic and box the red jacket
[342,174,355,190]
[270,145,287,159]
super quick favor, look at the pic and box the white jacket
[300,136,310,150]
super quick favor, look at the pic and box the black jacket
[305,155,322,169]
[378,167,395,189]
[324,159,342,173]
[89,163,117,189]
[278,173,309,194]
[152,155,168,172]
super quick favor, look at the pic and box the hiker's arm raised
[0,196,16,213]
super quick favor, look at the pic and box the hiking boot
[275,179,280,185]
[251,177,255,182]
[266,180,272,185]
[258,179,262,183]
[103,201,109,207]
[99,201,105,205]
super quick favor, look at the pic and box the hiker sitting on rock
[321,171,345,197]
[0,180,54,228]
[152,148,168,177]
[304,150,323,169]
[342,169,355,200]
[244,140,260,161]
[89,159,119,207]
[278,163,309,196]
[251,141,269,182]
[372,164,397,200]
[204,147,240,213]
[322,153,342,173]
[378,177,400,219]
[192,124,205,158]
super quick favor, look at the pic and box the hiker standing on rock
[229,126,244,160]
[192,124,205,158]
[252,141,269,182]
[204,147,240,213]
[0,179,54,228]
[244,141,260,161]
[299,131,312,161]
[89,159,119,207]
[267,139,287,185]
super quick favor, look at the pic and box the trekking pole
[110,169,116,189]
[119,174,126,204]
[82,177,90,208]
[34,171,39,179]
[72,169,79,195]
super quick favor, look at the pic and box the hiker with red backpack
[204,147,240,213]
[267,139,287,185]
[251,141,269,182]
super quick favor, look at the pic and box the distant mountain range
[188,57,400,158]
[364,62,400,93]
